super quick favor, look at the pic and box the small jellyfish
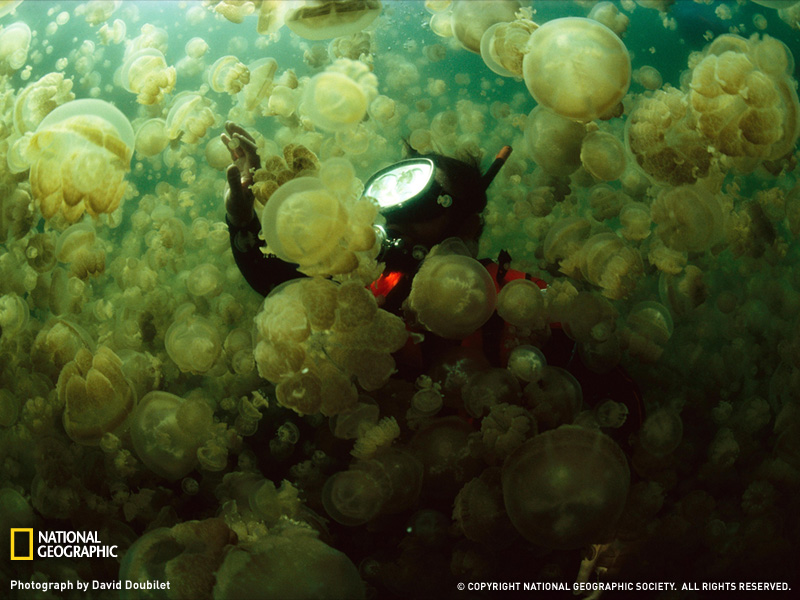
[284,0,382,41]
[523,17,631,122]
[580,130,627,182]
[207,55,250,95]
[507,345,547,383]
[0,22,31,75]
[117,48,176,105]
[450,0,521,54]
[406,253,497,340]
[525,106,586,177]
[240,57,278,114]
[130,391,214,480]
[165,306,222,375]
[165,92,215,144]
[479,18,537,78]
[302,58,377,132]
[622,301,673,363]
[134,118,169,157]
[0,1,23,19]
[496,279,546,331]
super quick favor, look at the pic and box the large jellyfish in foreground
[22,99,134,223]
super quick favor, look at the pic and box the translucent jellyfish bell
[165,92,215,144]
[496,279,546,330]
[207,55,250,95]
[284,0,382,41]
[303,59,377,132]
[134,118,169,157]
[14,72,75,136]
[502,426,630,549]
[0,1,23,19]
[523,17,631,122]
[260,177,347,267]
[450,0,521,54]
[0,21,31,74]
[407,254,498,340]
[479,19,537,78]
[117,48,176,105]
[27,99,134,222]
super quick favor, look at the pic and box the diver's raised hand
[222,121,261,227]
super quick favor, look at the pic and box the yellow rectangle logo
[10,529,33,560]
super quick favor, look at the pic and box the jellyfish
[650,184,725,252]
[580,130,627,182]
[522,17,631,122]
[579,233,644,300]
[284,0,382,41]
[0,1,23,19]
[25,99,134,223]
[688,33,800,170]
[260,158,377,277]
[406,253,497,340]
[496,278,547,331]
[502,426,630,549]
[240,57,278,114]
[13,72,75,135]
[130,390,214,480]
[207,55,250,95]
[82,0,121,26]
[450,0,521,54]
[0,21,31,75]
[134,118,169,157]
[302,58,377,132]
[165,92,216,144]
[117,48,176,105]
[57,346,136,445]
[524,106,587,177]
[165,304,223,374]
[479,18,537,78]
[621,301,673,363]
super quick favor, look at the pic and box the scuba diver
[221,121,643,443]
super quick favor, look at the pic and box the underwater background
[2,1,800,598]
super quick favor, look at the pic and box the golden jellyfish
[210,0,255,23]
[479,18,537,78]
[130,391,214,480]
[579,233,644,300]
[25,99,134,223]
[253,277,407,416]
[165,92,215,144]
[81,0,120,26]
[580,130,626,182]
[117,48,176,105]
[97,18,126,45]
[260,158,377,277]
[207,55,250,95]
[0,21,31,75]
[523,17,631,122]
[450,0,521,54]
[650,184,725,252]
[496,278,546,331]
[633,65,663,90]
[688,33,800,169]
[588,1,630,37]
[134,118,169,157]
[284,0,382,41]
[502,426,630,549]
[429,11,452,38]
[302,58,377,132]
[13,72,74,135]
[165,304,223,375]
[622,301,673,363]
[0,292,29,338]
[524,106,586,177]
[240,57,278,114]
[543,216,592,279]
[0,1,23,19]
[184,37,209,59]
[619,202,652,241]
[205,136,232,171]
[625,87,713,186]
[57,346,135,445]
[406,253,497,340]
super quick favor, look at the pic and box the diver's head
[364,147,511,272]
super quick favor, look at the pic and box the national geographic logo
[8,529,118,560]
[10,529,33,560]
